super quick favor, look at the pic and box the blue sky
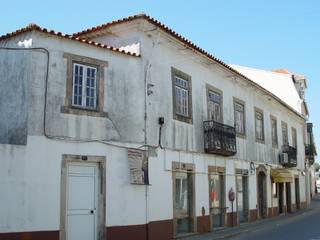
[1,0,319,158]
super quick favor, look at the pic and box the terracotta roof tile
[0,24,140,57]
[272,69,290,74]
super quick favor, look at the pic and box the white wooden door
[67,163,98,240]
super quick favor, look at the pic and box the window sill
[173,114,193,124]
[236,133,246,139]
[61,106,108,118]
[255,139,265,144]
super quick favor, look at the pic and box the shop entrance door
[174,172,194,235]
[237,175,249,223]
[209,174,224,229]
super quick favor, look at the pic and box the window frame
[206,84,223,123]
[172,67,193,124]
[254,107,265,143]
[72,62,98,109]
[61,53,108,118]
[233,97,246,137]
[270,115,278,148]
[281,121,289,145]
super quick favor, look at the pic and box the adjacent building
[0,14,316,240]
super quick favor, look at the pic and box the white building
[0,14,316,240]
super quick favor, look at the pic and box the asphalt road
[233,199,320,240]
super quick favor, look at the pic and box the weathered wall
[28,32,144,143]
[0,35,32,145]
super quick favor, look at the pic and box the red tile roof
[0,23,140,57]
[272,69,290,74]
[74,13,305,119]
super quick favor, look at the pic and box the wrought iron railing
[203,120,237,156]
[305,145,315,165]
[280,144,297,167]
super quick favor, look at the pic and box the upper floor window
[175,77,189,116]
[255,108,264,142]
[234,99,245,136]
[172,67,192,123]
[207,88,222,123]
[61,53,108,118]
[270,116,278,147]
[281,121,288,145]
[292,127,297,148]
[73,63,97,109]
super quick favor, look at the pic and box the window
[72,63,97,109]
[255,108,264,141]
[270,116,278,147]
[175,77,189,117]
[282,121,288,145]
[292,127,297,148]
[207,89,222,122]
[172,68,192,123]
[234,100,245,135]
[62,53,108,117]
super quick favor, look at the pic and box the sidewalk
[179,195,320,240]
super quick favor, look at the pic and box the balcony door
[207,88,222,123]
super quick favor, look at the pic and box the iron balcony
[203,120,237,156]
[305,145,315,165]
[280,144,297,168]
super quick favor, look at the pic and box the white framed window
[208,90,222,123]
[255,109,264,141]
[234,101,245,135]
[72,63,97,109]
[175,76,189,117]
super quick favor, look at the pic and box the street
[233,197,320,240]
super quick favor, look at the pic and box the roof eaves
[74,14,305,119]
[0,24,140,57]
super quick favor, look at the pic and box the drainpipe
[143,29,161,240]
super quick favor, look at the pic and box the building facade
[0,14,316,240]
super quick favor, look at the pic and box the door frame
[172,162,196,236]
[295,177,300,210]
[285,182,292,213]
[235,169,249,224]
[60,154,106,240]
[256,165,267,219]
[208,166,226,230]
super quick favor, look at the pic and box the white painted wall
[0,19,311,235]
